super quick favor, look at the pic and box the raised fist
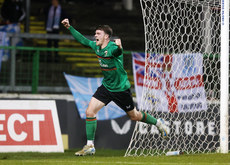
[114,39,122,49]
[61,18,70,29]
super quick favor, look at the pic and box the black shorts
[93,85,134,112]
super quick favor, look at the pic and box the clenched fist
[61,18,70,29]
[114,39,122,49]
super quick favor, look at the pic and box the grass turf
[0,149,229,165]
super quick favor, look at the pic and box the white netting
[125,0,226,156]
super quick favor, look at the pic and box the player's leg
[126,108,168,139]
[75,97,105,156]
[75,85,111,156]
[126,108,157,124]
[85,97,105,145]
[111,88,168,139]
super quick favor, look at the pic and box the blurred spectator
[42,0,66,62]
[1,0,25,25]
[45,0,65,49]
[0,0,24,61]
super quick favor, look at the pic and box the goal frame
[220,0,229,154]
[125,0,229,156]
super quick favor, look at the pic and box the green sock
[141,112,157,125]
[86,117,97,140]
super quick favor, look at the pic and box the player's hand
[61,18,70,29]
[114,39,122,49]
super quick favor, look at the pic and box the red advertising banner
[0,100,63,152]
[0,110,57,145]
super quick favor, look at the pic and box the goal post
[220,0,229,154]
[125,0,229,156]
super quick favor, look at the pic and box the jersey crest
[104,51,108,56]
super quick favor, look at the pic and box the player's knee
[85,109,95,117]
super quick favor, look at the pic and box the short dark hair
[95,25,113,38]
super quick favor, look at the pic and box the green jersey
[68,26,131,92]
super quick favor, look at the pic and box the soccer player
[62,18,168,156]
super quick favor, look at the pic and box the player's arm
[111,39,123,57]
[61,18,94,48]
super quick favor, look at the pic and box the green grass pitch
[0,149,229,165]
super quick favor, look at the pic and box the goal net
[125,0,229,156]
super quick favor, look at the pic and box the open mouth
[96,39,99,42]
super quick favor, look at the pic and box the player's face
[95,30,108,46]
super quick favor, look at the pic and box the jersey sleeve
[68,26,96,49]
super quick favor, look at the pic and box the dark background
[31,0,145,51]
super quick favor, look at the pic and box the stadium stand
[0,1,144,93]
